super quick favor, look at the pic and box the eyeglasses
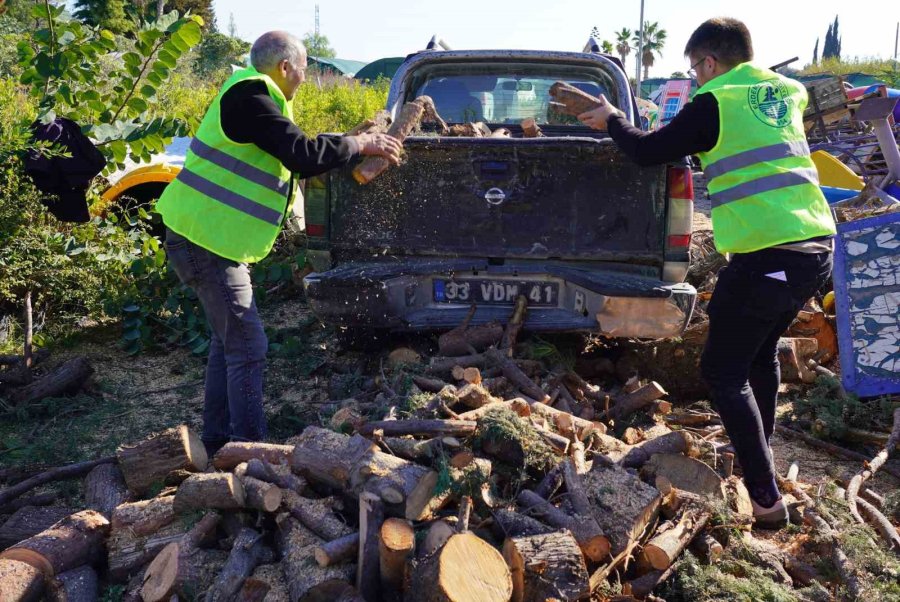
[688,55,713,79]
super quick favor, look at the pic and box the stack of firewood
[0,299,817,602]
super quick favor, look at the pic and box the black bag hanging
[24,117,107,223]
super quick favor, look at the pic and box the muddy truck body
[303,49,696,339]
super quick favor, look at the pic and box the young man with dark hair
[578,17,836,529]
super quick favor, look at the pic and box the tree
[601,40,614,54]
[194,31,250,78]
[73,0,135,34]
[302,31,336,59]
[633,21,667,80]
[812,37,819,65]
[615,27,632,68]
[823,16,841,60]
[590,26,600,40]
[227,12,238,38]
[670,71,687,79]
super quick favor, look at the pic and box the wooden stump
[0,558,44,602]
[291,428,376,490]
[503,530,590,602]
[0,506,76,550]
[408,531,512,602]
[116,425,207,495]
[47,565,98,602]
[276,513,356,602]
[83,463,129,517]
[173,472,245,514]
[140,513,223,602]
[205,527,272,602]
[582,463,660,557]
[0,510,109,578]
[213,442,294,471]
[379,518,415,594]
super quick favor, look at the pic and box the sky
[212,0,899,78]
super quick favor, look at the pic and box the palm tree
[632,21,667,80]
[615,28,632,67]
[601,40,614,54]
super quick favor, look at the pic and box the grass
[474,407,556,473]
[788,375,895,440]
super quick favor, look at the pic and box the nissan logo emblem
[484,187,506,206]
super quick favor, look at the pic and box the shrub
[293,73,390,136]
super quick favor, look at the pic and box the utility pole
[894,21,898,67]
[635,0,645,96]
[315,4,320,37]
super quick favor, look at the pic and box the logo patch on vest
[748,79,792,128]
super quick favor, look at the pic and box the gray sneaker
[750,496,788,529]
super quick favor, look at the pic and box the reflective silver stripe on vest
[709,167,820,209]
[189,138,290,196]
[175,169,283,226]
[704,140,811,180]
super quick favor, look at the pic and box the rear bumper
[304,259,696,340]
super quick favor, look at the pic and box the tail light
[304,175,328,237]
[663,165,694,282]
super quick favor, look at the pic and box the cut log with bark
[356,491,384,601]
[642,454,726,501]
[347,110,392,136]
[380,436,460,462]
[243,458,308,495]
[640,505,710,570]
[529,402,601,439]
[47,565,98,602]
[236,577,271,602]
[0,457,115,508]
[516,489,609,562]
[549,81,602,116]
[490,509,552,539]
[0,510,109,579]
[0,492,57,516]
[249,563,291,602]
[110,495,176,537]
[83,463,129,517]
[213,442,294,471]
[438,310,502,356]
[582,463,661,557]
[276,513,356,602]
[503,530,590,602]
[352,449,440,521]
[520,117,543,138]
[173,472,245,514]
[690,532,724,564]
[9,357,93,405]
[847,407,900,527]
[456,383,495,409]
[380,518,415,594]
[282,491,352,542]
[359,419,477,438]
[485,348,549,403]
[0,506,76,550]
[107,517,190,582]
[116,426,206,496]
[417,96,449,134]
[353,99,427,185]
[417,458,492,521]
[0,557,45,602]
[239,475,283,513]
[408,530,512,602]
[205,527,272,602]
[315,532,358,567]
[140,513,225,602]
[595,430,697,468]
[457,398,531,421]
[291,428,376,490]
[606,382,667,421]
[500,295,528,352]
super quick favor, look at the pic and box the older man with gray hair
[155,31,401,456]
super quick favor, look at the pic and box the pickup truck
[303,47,697,339]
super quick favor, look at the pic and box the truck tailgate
[327,136,668,266]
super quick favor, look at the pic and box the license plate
[433,279,559,306]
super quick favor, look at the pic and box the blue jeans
[164,229,268,445]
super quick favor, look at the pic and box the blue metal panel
[833,211,900,397]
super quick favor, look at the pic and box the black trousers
[701,247,833,488]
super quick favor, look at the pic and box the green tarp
[309,57,368,77]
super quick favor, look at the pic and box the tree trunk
[83,463,130,517]
[503,530,590,602]
[516,489,609,562]
[282,491,352,542]
[455,383,496,409]
[47,565,98,602]
[140,513,223,602]
[173,473,245,514]
[315,532,359,567]
[116,425,207,495]
[212,442,294,471]
[582,463,661,557]
[379,518,414,595]
[9,357,93,405]
[408,531,512,602]
[291,428,376,490]
[205,528,271,602]
[353,100,427,184]
[0,558,44,602]
[356,492,384,601]
[276,513,356,602]
[0,506,76,550]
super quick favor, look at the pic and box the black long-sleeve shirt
[219,80,359,177]
[607,92,719,165]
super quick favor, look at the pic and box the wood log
[107,520,190,582]
[490,509,552,539]
[357,492,384,601]
[485,348,549,403]
[379,518,414,594]
[456,383,495,409]
[315,532,359,567]
[236,577,271,602]
[520,117,543,138]
[0,558,44,602]
[417,96,449,134]
[642,454,726,501]
[560,457,609,553]
[847,407,900,527]
[775,424,900,480]
[140,513,225,602]
[9,357,93,405]
[282,491,352,542]
[276,513,356,602]
[47,565,98,602]
[239,476,282,513]
[456,398,531,421]
[596,430,696,468]
[0,492,57,516]
[347,110,392,136]
[500,295,527,352]
[422,520,455,558]
[438,316,502,357]
[0,506,76,550]
[640,505,710,570]
[516,489,609,562]
[606,382,667,421]
[110,496,176,537]
[359,419,476,438]
[0,457,115,508]
[83,463,129,517]
[249,563,291,602]
[354,450,439,521]
[411,375,454,393]
[582,463,660,557]
[689,532,724,564]
[533,464,564,500]
[353,99,426,185]
[530,402,601,439]
[380,436,460,462]
[116,425,206,495]
[503,530,590,602]
[428,354,488,374]
[213,442,293,471]
[173,472,245,513]
[205,527,271,602]
[0,510,109,578]
[417,458,492,521]
[408,531,512,602]
[291,428,376,490]
[243,458,308,495]
[549,81,602,116]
